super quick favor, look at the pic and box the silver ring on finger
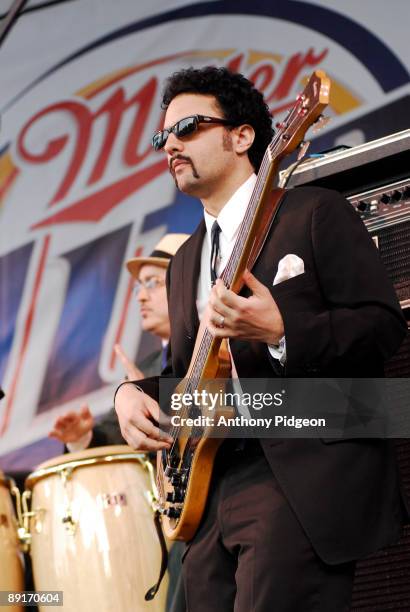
[219,315,225,328]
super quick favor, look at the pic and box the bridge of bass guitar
[156,407,234,541]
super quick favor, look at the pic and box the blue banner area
[38,225,131,412]
[143,190,203,234]
[0,241,34,382]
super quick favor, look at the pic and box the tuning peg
[312,115,331,133]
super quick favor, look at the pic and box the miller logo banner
[0,0,409,466]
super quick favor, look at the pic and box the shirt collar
[204,173,257,243]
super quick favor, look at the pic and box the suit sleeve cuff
[268,336,287,365]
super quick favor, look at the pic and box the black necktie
[161,343,169,370]
[210,220,221,286]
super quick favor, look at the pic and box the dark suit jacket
[137,186,407,564]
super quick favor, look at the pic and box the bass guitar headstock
[270,70,331,160]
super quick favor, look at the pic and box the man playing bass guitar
[115,66,407,612]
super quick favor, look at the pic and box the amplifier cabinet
[282,132,410,609]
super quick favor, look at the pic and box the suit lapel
[182,220,206,337]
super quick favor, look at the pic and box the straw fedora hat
[126,233,190,279]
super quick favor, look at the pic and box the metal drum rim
[25,448,149,489]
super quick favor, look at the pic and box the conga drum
[0,471,24,612]
[24,446,168,612]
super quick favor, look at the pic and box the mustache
[169,154,193,173]
[169,154,200,181]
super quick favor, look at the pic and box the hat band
[149,249,172,259]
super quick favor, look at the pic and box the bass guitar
[157,70,331,541]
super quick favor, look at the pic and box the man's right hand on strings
[114,383,172,451]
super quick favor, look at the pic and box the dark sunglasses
[152,114,232,150]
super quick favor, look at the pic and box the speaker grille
[375,219,410,291]
[351,526,410,611]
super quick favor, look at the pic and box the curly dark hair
[161,66,273,171]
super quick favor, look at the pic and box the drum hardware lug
[142,458,159,505]
[8,480,26,539]
[8,477,31,552]
[58,467,77,534]
[17,525,31,551]
[145,490,161,513]
[23,492,46,531]
[61,509,77,535]
[18,490,33,552]
[60,467,74,485]
[8,480,22,521]
[21,507,46,547]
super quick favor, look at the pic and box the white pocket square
[273,254,305,285]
